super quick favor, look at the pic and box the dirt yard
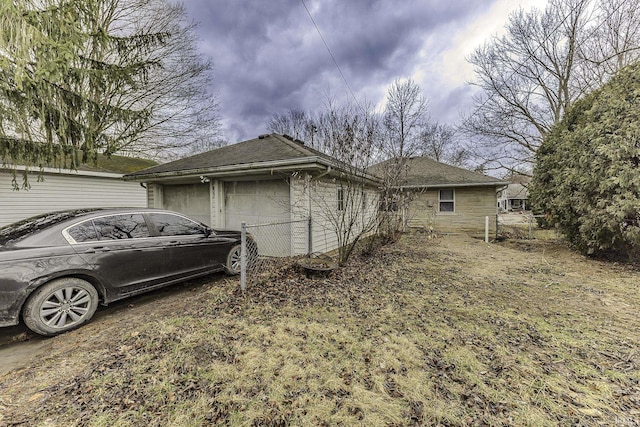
[0,233,638,426]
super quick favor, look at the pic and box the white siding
[290,175,310,255]
[0,170,147,227]
[306,178,379,254]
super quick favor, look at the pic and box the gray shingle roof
[369,157,506,187]
[126,134,333,178]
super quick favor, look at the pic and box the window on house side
[362,191,367,211]
[439,189,455,212]
[337,187,344,211]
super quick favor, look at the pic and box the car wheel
[225,244,242,275]
[23,278,99,336]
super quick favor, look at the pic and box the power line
[300,0,363,111]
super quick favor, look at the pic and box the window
[93,214,150,240]
[362,191,367,210]
[337,187,344,211]
[67,221,99,243]
[149,213,205,236]
[439,189,455,212]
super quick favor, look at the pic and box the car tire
[225,244,242,275]
[23,278,99,336]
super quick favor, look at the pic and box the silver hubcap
[230,248,241,272]
[39,287,91,329]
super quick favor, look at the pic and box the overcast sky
[181,0,548,143]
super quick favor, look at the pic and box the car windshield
[0,209,99,246]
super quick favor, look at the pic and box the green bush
[530,61,640,260]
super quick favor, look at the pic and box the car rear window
[0,210,97,246]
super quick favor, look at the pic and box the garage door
[224,179,290,256]
[162,183,211,225]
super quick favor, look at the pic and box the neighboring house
[124,134,380,256]
[497,175,530,212]
[0,155,156,227]
[370,157,507,235]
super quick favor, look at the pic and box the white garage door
[162,183,211,225]
[224,179,291,256]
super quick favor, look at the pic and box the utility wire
[300,0,363,111]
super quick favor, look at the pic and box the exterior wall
[0,169,147,227]
[407,186,498,235]
[144,173,381,257]
[291,175,379,254]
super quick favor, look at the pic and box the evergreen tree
[0,0,219,188]
[530,61,640,259]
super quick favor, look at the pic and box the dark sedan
[0,208,252,336]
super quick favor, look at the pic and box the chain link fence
[496,213,558,240]
[240,218,311,290]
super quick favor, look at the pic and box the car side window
[93,214,150,240]
[67,222,99,243]
[148,213,205,236]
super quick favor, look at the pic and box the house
[124,134,381,256]
[497,174,530,212]
[0,155,156,228]
[370,157,507,235]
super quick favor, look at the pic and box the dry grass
[1,233,639,426]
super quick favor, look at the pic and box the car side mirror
[203,226,213,237]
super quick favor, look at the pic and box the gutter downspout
[314,166,332,180]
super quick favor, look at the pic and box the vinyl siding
[0,170,147,227]
[305,177,379,254]
[407,186,498,234]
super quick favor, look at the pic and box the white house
[1,164,149,228]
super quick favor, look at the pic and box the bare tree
[266,109,317,144]
[463,0,590,173]
[417,122,471,167]
[380,79,429,158]
[579,0,640,86]
[464,0,640,174]
[305,102,381,265]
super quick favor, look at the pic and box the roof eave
[124,157,335,181]
[394,181,507,189]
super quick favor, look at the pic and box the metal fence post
[528,215,534,240]
[241,221,247,291]
[485,216,489,243]
[308,217,312,256]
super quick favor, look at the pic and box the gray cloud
[182,0,495,142]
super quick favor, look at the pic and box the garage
[162,183,211,225]
[224,179,291,256]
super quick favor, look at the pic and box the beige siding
[0,170,147,227]
[407,186,498,235]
